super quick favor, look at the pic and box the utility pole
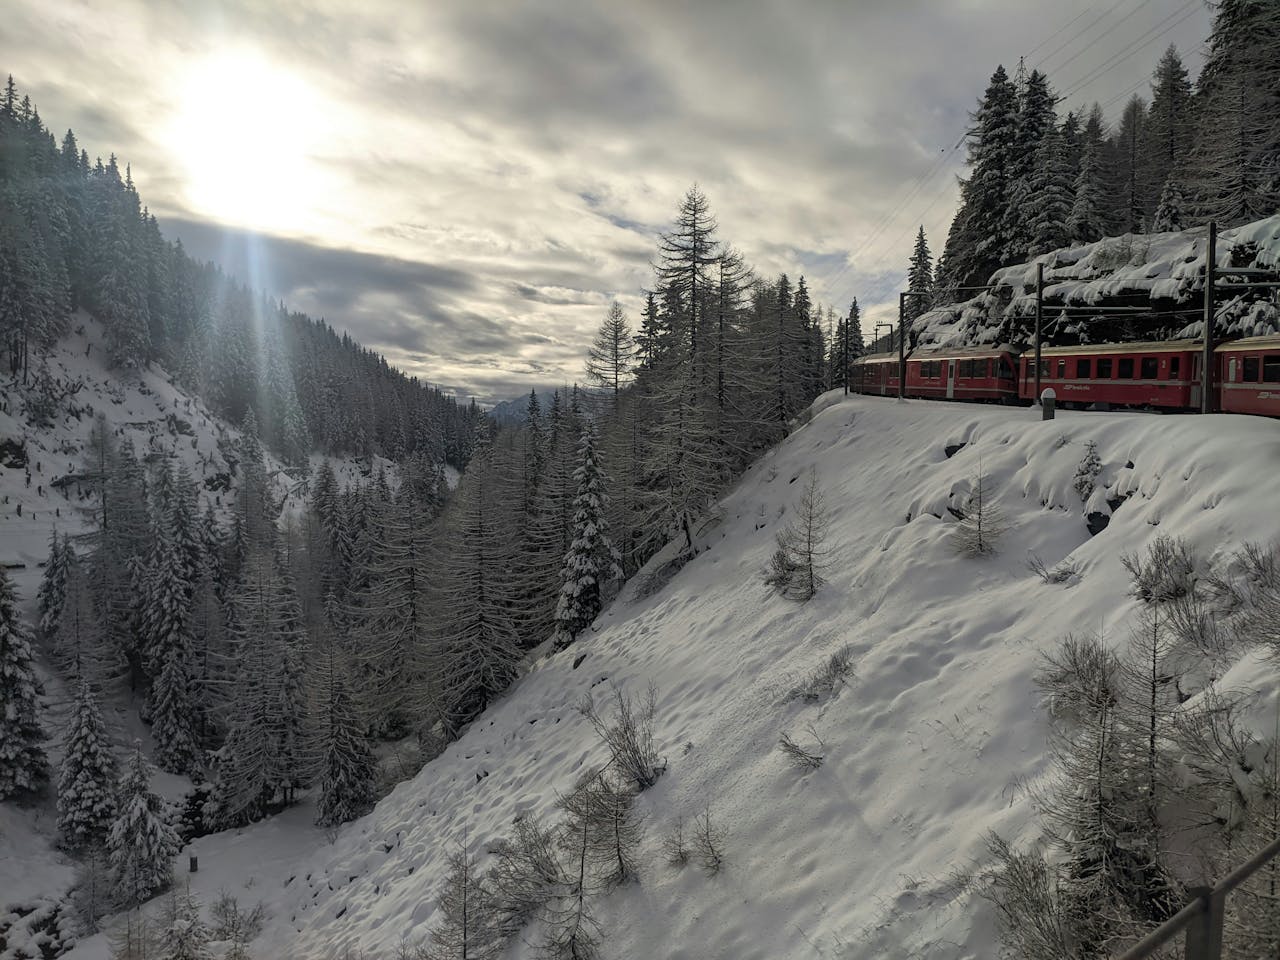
[841,309,849,396]
[898,292,907,400]
[1035,262,1044,405]
[1201,221,1216,415]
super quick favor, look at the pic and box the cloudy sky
[3,0,1211,403]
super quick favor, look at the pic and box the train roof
[1033,339,1203,357]
[1214,334,1280,353]
[909,345,1017,360]
[852,351,899,363]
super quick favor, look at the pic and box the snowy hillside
[918,213,1280,349]
[51,392,1280,960]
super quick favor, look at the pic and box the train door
[946,360,956,399]
[1189,353,1201,408]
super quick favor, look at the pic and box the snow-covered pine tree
[0,568,48,799]
[1151,176,1185,233]
[905,228,933,329]
[37,527,71,642]
[1107,95,1149,235]
[108,742,180,907]
[312,636,377,828]
[57,678,118,850]
[140,477,200,774]
[937,65,1020,292]
[54,544,121,687]
[1143,45,1194,222]
[553,422,623,649]
[1068,135,1108,244]
[1026,124,1074,256]
[157,887,211,960]
[1003,69,1057,265]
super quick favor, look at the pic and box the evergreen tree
[0,568,48,799]
[1068,136,1108,244]
[57,678,118,850]
[1152,176,1185,233]
[1108,95,1150,234]
[312,638,377,828]
[108,742,180,907]
[553,423,622,648]
[1026,124,1074,256]
[37,527,70,642]
[157,888,212,960]
[1003,69,1058,263]
[906,227,933,329]
[937,65,1020,292]
[1143,45,1195,221]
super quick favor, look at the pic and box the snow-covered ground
[43,391,1280,960]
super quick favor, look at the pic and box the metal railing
[1113,834,1280,960]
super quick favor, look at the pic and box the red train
[848,335,1280,417]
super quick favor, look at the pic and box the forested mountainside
[0,76,482,469]
[881,1,1280,353]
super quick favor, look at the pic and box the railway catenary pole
[898,292,907,399]
[1201,221,1216,415]
[1035,262,1044,405]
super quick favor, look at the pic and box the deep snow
[39,390,1279,960]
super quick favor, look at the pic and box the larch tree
[0,567,48,800]
[312,637,377,828]
[584,301,634,410]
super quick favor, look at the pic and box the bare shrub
[662,817,690,868]
[1026,552,1079,584]
[952,471,1007,558]
[692,806,725,877]
[557,770,642,890]
[983,834,1076,960]
[1165,589,1229,661]
[210,891,266,945]
[778,729,825,769]
[786,643,855,703]
[1121,535,1195,602]
[582,683,664,791]
[424,837,497,960]
[488,816,566,942]
[1034,633,1117,723]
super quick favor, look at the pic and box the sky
[2,0,1213,404]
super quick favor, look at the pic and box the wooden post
[1183,886,1225,960]
[1202,221,1216,415]
[1035,262,1044,405]
[898,292,907,400]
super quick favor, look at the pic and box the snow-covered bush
[786,644,855,703]
[1072,440,1101,502]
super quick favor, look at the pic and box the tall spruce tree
[906,228,933,329]
[553,423,622,649]
[56,679,118,850]
[0,568,48,799]
[108,742,180,907]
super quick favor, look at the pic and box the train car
[1017,340,1203,410]
[904,347,1020,403]
[848,351,900,396]
[1214,335,1280,417]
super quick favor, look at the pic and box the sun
[169,50,329,231]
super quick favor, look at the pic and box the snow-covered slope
[57,392,1280,960]
[918,213,1280,348]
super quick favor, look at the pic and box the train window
[1001,358,1016,380]
[1097,358,1113,378]
[1264,357,1280,383]
[1140,357,1158,379]
[961,359,974,378]
[1076,358,1091,378]
[1118,358,1135,378]
[1169,357,1180,378]
[1244,356,1261,382]
[1039,360,1050,377]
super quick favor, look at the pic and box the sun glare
[169,50,330,231]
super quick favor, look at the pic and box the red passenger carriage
[1214,335,1280,417]
[1016,340,1203,410]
